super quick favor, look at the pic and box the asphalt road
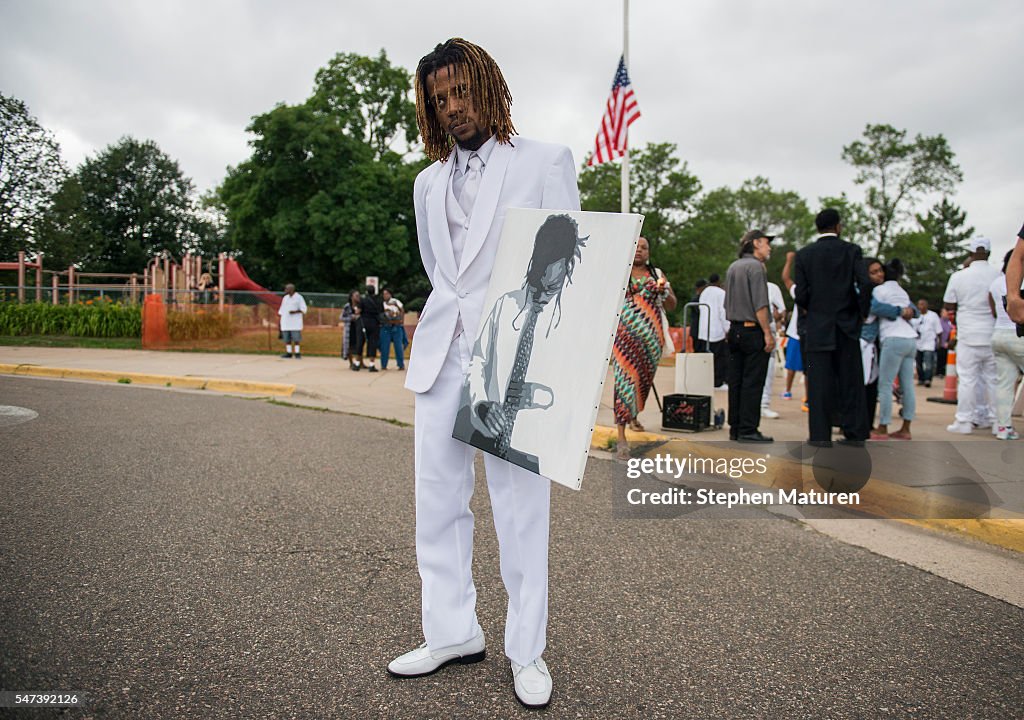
[1,377,1022,719]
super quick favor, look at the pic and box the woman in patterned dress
[613,237,676,460]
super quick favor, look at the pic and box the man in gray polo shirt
[725,229,776,443]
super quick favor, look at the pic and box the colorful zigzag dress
[613,273,665,426]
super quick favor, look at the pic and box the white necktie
[458,152,482,217]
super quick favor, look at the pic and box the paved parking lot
[2,377,1022,718]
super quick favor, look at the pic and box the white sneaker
[996,426,1020,440]
[512,657,552,708]
[946,421,973,434]
[761,408,780,419]
[387,631,486,678]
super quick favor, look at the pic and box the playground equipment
[1,250,285,312]
[0,251,47,303]
[2,249,161,305]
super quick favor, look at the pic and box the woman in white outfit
[871,259,917,440]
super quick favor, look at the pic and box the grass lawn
[0,327,409,359]
[0,335,143,350]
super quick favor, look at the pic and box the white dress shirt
[697,284,728,342]
[943,260,1000,345]
[911,310,942,352]
[447,136,498,269]
[767,281,785,333]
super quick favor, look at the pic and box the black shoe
[369,367,379,373]
[352,365,361,371]
[737,432,773,443]
[280,353,292,358]
[807,440,833,448]
[837,438,866,447]
[924,381,931,388]
[295,353,301,359]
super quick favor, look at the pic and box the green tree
[221,50,428,296]
[309,50,419,159]
[36,137,201,274]
[579,142,701,241]
[578,143,702,321]
[33,175,87,270]
[671,178,814,317]
[0,94,68,258]
[917,197,974,266]
[841,123,963,257]
[729,177,814,248]
[889,198,975,305]
[74,137,200,273]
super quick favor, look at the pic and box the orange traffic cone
[928,344,958,405]
[942,348,958,402]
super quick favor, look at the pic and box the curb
[591,424,1024,554]
[590,425,669,450]
[0,363,296,397]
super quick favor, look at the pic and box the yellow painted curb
[899,518,1024,554]
[591,425,1024,554]
[591,424,668,450]
[0,363,295,397]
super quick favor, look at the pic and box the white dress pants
[413,333,551,667]
[991,329,1024,429]
[760,350,776,408]
[955,342,997,425]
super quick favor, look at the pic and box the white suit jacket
[405,137,581,394]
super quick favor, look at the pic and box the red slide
[222,259,281,310]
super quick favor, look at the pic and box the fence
[0,287,419,357]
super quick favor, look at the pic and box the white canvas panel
[452,208,643,490]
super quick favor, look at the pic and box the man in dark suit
[794,208,871,445]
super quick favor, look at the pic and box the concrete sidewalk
[0,345,1012,441]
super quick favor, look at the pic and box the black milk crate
[662,393,712,432]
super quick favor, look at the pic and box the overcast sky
[2,0,1021,259]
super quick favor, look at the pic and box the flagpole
[621,0,630,214]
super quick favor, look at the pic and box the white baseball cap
[969,236,991,252]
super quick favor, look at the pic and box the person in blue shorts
[781,251,805,405]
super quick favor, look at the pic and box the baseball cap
[739,229,775,250]
[969,236,991,252]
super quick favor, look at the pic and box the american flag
[588,56,641,166]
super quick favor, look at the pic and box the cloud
[1,0,1020,255]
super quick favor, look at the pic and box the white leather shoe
[761,408,780,419]
[387,632,486,678]
[946,421,973,434]
[511,657,552,708]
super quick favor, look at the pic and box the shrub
[166,309,237,340]
[0,301,142,338]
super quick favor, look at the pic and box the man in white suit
[386,39,579,709]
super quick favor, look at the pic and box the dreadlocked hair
[415,38,516,162]
[513,214,588,337]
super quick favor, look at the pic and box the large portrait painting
[452,208,643,490]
